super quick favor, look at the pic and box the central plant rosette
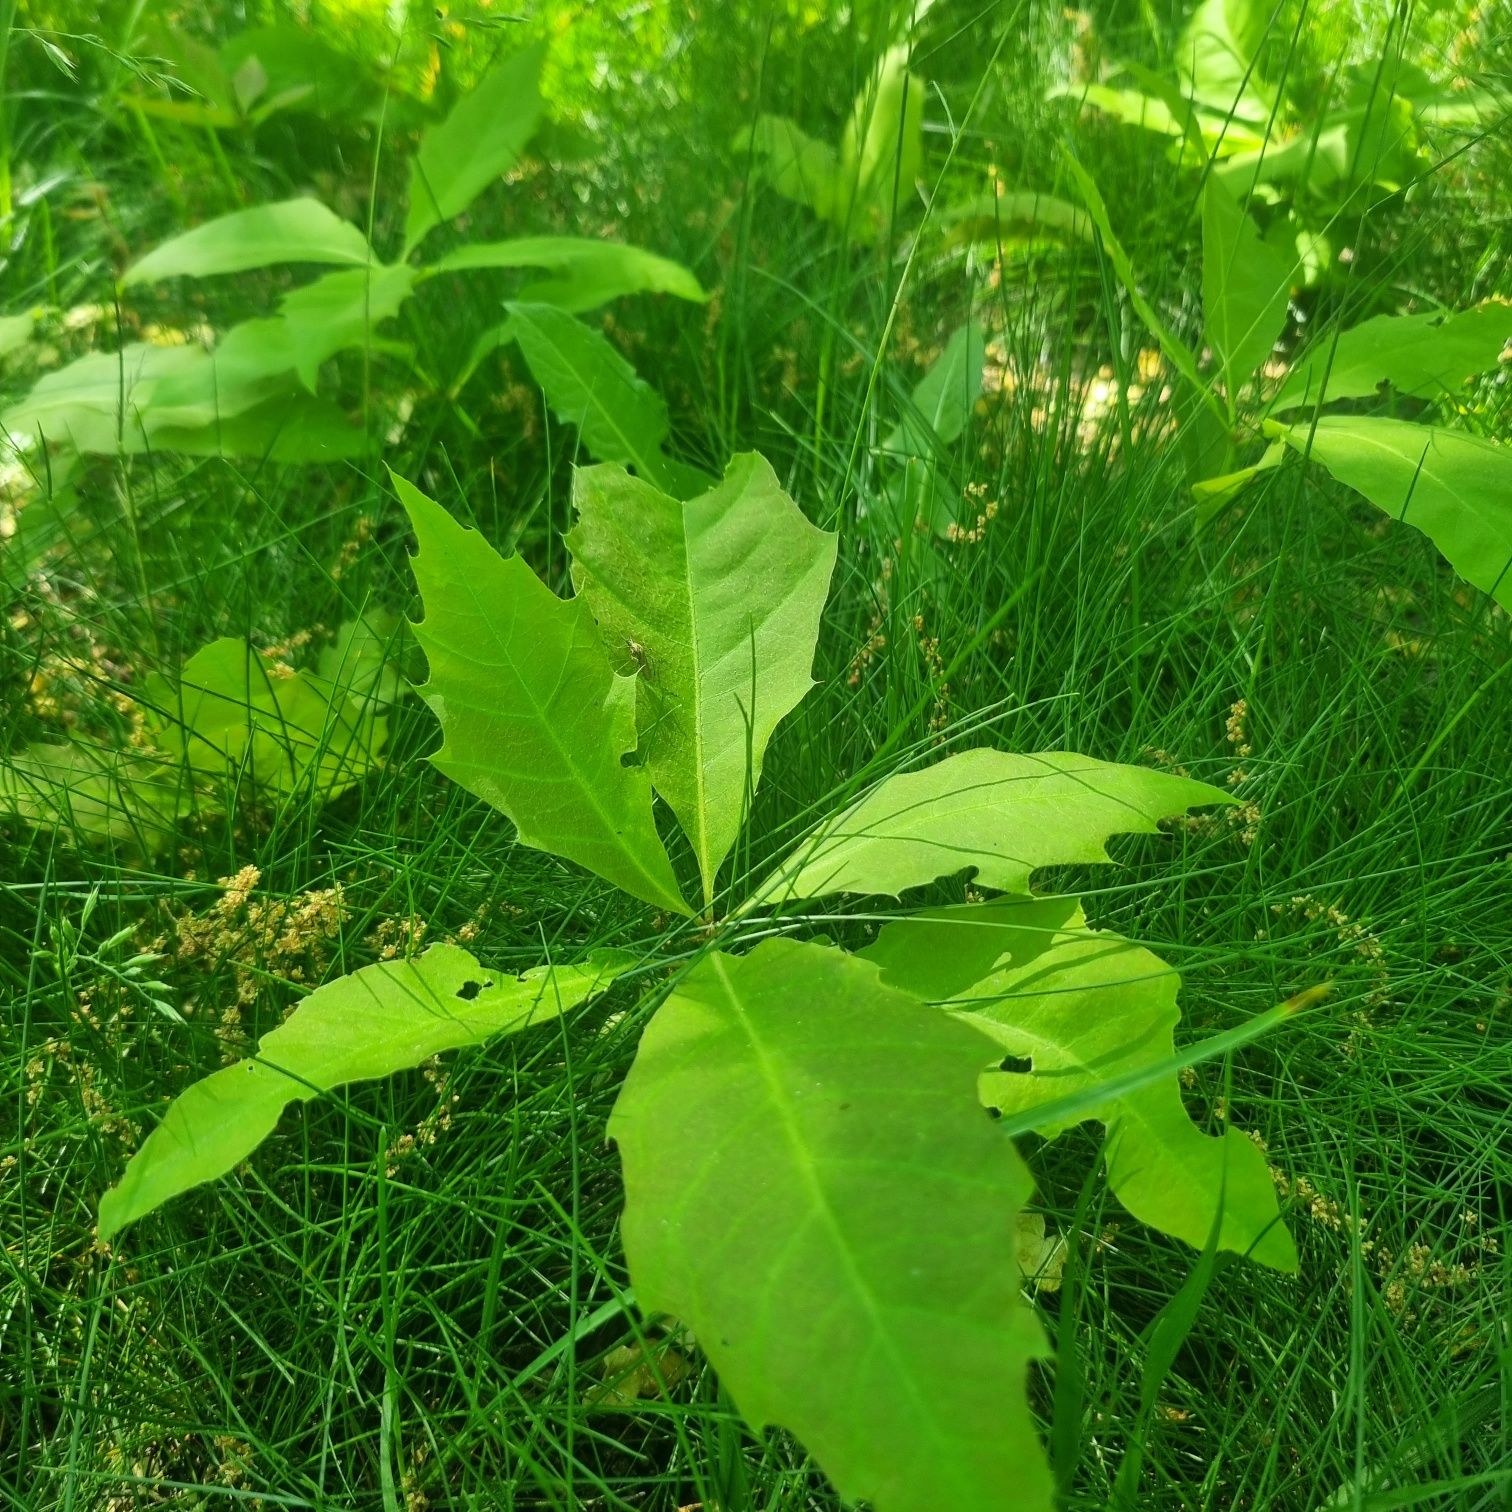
[98,453,1295,1512]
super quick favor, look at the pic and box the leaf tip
[1281,982,1330,1016]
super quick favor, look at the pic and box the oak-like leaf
[99,944,626,1240]
[753,748,1233,906]
[566,455,836,904]
[610,939,1054,1512]
[862,896,1298,1270]
[393,472,691,915]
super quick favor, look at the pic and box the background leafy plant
[2,40,708,486]
[1072,162,1512,607]
[1054,0,1507,287]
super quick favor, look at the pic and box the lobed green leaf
[99,944,627,1240]
[753,748,1234,906]
[566,455,836,905]
[393,472,692,915]
[862,896,1297,1270]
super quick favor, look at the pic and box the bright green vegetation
[2,1,1509,1508]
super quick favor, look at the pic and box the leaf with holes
[610,939,1054,1512]
[566,454,836,905]
[98,943,627,1240]
[861,896,1297,1270]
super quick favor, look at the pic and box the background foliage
[2,0,1509,1507]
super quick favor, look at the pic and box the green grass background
[1,0,1509,1506]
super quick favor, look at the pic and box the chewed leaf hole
[456,980,491,1001]
[999,1054,1033,1075]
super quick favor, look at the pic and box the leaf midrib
[709,952,958,1473]
[677,509,714,903]
[1313,421,1511,537]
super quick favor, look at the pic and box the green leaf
[1,630,395,850]
[143,266,415,406]
[130,20,237,117]
[610,939,1053,1512]
[1202,177,1293,401]
[1177,0,1272,124]
[837,44,924,232]
[0,455,83,579]
[1270,303,1512,413]
[566,454,836,905]
[0,309,39,357]
[1,341,366,460]
[861,897,1297,1270]
[2,343,225,453]
[405,42,546,252]
[738,115,840,222]
[1278,416,1512,610]
[0,741,180,849]
[121,199,373,286]
[426,237,705,314]
[508,302,704,496]
[1191,437,1286,523]
[1048,80,1189,137]
[393,472,692,916]
[141,638,387,799]
[218,23,386,123]
[98,943,626,1241]
[314,611,408,708]
[147,321,301,408]
[938,190,1093,249]
[754,748,1232,906]
[883,320,986,457]
[141,390,367,461]
[278,263,418,389]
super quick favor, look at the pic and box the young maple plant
[98,454,1297,1509]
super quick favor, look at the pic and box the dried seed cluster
[174,865,347,1054]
